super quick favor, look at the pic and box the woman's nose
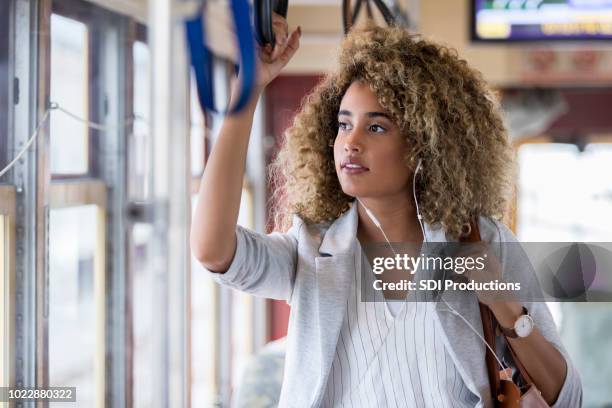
[344,129,364,153]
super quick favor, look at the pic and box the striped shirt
[321,244,478,408]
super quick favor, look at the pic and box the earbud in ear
[415,158,423,173]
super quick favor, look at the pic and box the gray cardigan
[203,203,582,407]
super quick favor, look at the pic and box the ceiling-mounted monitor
[471,0,612,42]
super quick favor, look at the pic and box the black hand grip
[254,0,289,47]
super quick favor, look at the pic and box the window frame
[125,20,146,407]
[509,136,555,235]
[0,185,16,390]
[513,134,612,238]
[48,181,107,406]
[0,0,10,174]
[45,7,112,405]
[42,0,134,405]
[45,8,109,398]
[128,26,150,201]
[50,0,109,179]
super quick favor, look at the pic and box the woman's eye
[337,122,386,133]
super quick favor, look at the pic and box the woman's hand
[230,12,301,99]
[256,12,302,89]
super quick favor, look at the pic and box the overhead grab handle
[342,0,397,35]
[185,0,257,115]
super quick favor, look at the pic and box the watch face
[515,315,534,337]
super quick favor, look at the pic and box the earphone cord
[413,162,428,243]
[374,217,397,258]
[357,160,507,372]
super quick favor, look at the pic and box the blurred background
[1,0,611,406]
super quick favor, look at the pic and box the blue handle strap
[185,0,257,115]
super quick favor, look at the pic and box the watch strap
[499,306,530,338]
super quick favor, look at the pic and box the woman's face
[334,81,412,199]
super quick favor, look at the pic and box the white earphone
[357,158,507,372]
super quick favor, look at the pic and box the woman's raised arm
[190,14,301,273]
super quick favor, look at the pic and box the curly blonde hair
[269,22,515,240]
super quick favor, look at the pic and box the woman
[190,13,582,408]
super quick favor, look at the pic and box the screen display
[473,0,612,41]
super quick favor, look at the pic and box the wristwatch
[500,306,535,338]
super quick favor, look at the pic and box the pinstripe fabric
[321,246,478,408]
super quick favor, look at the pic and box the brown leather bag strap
[460,219,501,401]
[504,334,535,385]
[480,302,502,398]
[462,219,527,407]
[463,218,482,242]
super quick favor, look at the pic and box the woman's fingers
[267,26,299,70]
[254,12,288,63]
[277,26,301,64]
[270,26,296,61]
[269,17,289,59]
[270,38,285,61]
[271,11,288,42]
[252,19,301,88]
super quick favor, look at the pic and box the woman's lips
[341,163,369,174]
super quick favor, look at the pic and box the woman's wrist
[488,301,524,328]
[230,75,264,104]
